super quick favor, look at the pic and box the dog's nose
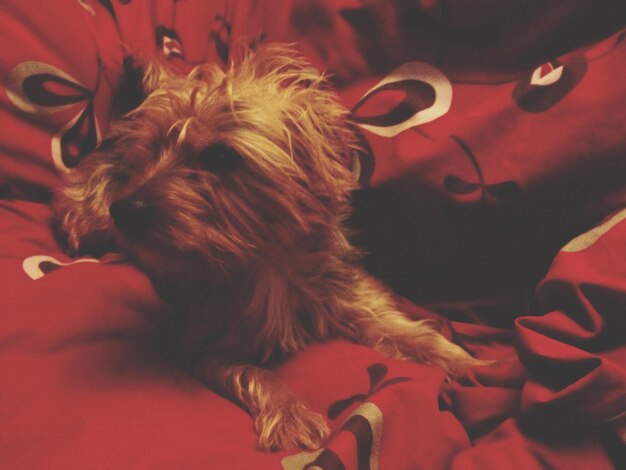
[109,196,151,234]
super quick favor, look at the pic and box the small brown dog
[55,45,477,451]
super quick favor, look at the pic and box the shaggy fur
[55,45,478,451]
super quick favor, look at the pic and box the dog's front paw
[255,398,330,451]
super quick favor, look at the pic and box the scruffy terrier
[55,45,478,451]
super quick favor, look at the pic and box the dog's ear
[140,57,181,94]
[113,56,180,117]
[239,44,371,198]
[240,43,326,90]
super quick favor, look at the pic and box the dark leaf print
[444,175,479,195]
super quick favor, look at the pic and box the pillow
[0,1,123,197]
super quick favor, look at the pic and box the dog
[54,44,478,451]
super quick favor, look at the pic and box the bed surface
[1,1,624,468]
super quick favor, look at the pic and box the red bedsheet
[1,1,624,468]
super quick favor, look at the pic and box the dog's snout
[109,196,152,234]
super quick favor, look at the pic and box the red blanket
[1,1,624,468]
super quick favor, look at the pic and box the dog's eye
[197,144,243,174]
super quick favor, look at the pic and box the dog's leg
[358,310,478,376]
[349,276,479,376]
[196,359,330,451]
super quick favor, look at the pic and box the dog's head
[57,45,363,280]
